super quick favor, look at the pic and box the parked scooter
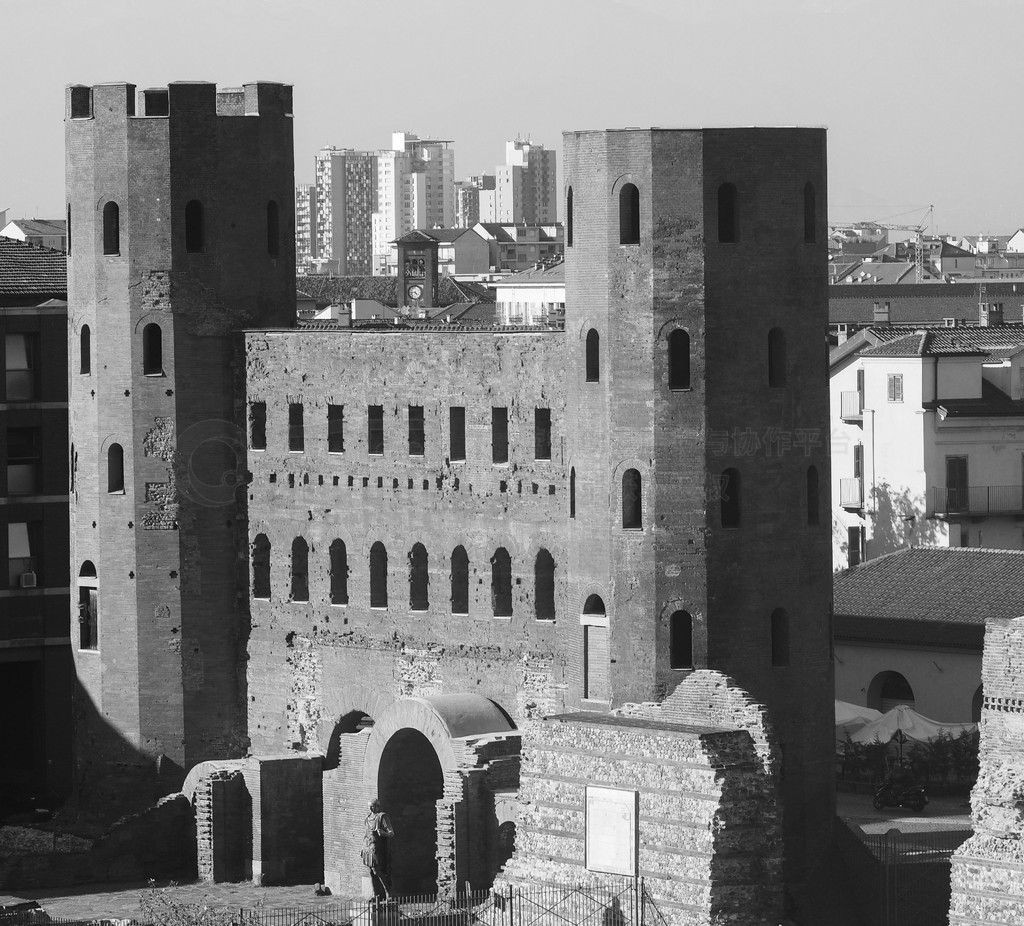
[873,782,928,812]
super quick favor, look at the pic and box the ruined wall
[244,327,569,755]
[949,616,1024,924]
[502,672,782,926]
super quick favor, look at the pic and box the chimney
[979,302,1004,327]
[873,301,890,325]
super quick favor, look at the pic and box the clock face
[408,284,423,300]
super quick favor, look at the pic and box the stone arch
[363,695,517,894]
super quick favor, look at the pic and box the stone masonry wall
[950,616,1024,924]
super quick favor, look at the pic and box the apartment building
[481,139,557,225]
[314,147,377,276]
[295,184,316,273]
[831,320,1024,569]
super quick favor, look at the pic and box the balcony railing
[930,485,1024,517]
[841,391,864,422]
[840,476,864,509]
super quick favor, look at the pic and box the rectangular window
[79,587,98,650]
[492,407,509,464]
[288,403,304,452]
[8,521,39,588]
[368,405,384,455]
[534,408,551,460]
[408,405,425,456]
[328,404,345,453]
[887,373,904,403]
[450,407,466,461]
[7,428,41,495]
[250,402,267,450]
[5,334,36,401]
[853,444,863,479]
[847,526,862,568]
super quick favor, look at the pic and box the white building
[831,323,1024,570]
[314,147,378,276]
[480,139,557,225]
[493,259,564,326]
[1,218,66,252]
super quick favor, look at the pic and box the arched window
[585,329,600,382]
[569,467,576,519]
[806,466,820,525]
[80,325,91,375]
[329,539,348,605]
[290,537,309,602]
[103,201,120,255]
[79,560,97,578]
[768,327,786,387]
[143,323,163,375]
[491,547,512,617]
[622,469,642,529]
[252,534,271,599]
[867,670,916,713]
[566,186,574,247]
[583,594,605,616]
[107,443,124,493]
[267,200,280,258]
[803,182,816,244]
[717,183,737,243]
[668,329,690,390]
[409,543,429,611]
[185,200,204,253]
[619,183,640,245]
[370,542,388,608]
[670,610,693,669]
[771,608,790,666]
[451,546,469,615]
[720,468,740,528]
[535,549,555,620]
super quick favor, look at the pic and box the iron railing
[0,879,666,926]
[929,484,1024,517]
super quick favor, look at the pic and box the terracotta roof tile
[0,237,67,297]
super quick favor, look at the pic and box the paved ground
[4,791,974,922]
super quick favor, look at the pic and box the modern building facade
[481,139,557,225]
[314,147,377,276]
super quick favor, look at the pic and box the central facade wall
[244,327,570,754]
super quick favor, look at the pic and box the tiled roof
[834,547,1024,642]
[940,241,975,258]
[295,274,489,308]
[829,326,909,367]
[831,261,918,285]
[0,237,67,297]
[859,325,1024,358]
[504,260,564,284]
[3,218,67,239]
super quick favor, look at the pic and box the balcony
[840,391,864,422]
[930,485,1024,518]
[840,476,864,509]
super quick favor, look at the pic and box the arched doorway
[378,728,444,895]
[867,670,915,713]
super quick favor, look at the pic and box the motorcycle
[873,781,928,812]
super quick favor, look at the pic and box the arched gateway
[324,694,519,898]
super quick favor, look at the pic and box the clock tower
[395,230,439,309]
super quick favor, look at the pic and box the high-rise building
[454,174,495,228]
[371,133,454,275]
[295,183,316,273]
[314,147,377,276]
[481,138,557,224]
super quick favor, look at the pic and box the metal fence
[837,823,973,926]
[0,879,660,926]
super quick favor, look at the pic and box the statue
[362,798,394,900]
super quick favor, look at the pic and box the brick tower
[65,81,296,803]
[561,129,834,881]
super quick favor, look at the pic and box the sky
[2,0,1022,236]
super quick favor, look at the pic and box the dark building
[0,237,72,804]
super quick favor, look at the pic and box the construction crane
[830,206,934,282]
